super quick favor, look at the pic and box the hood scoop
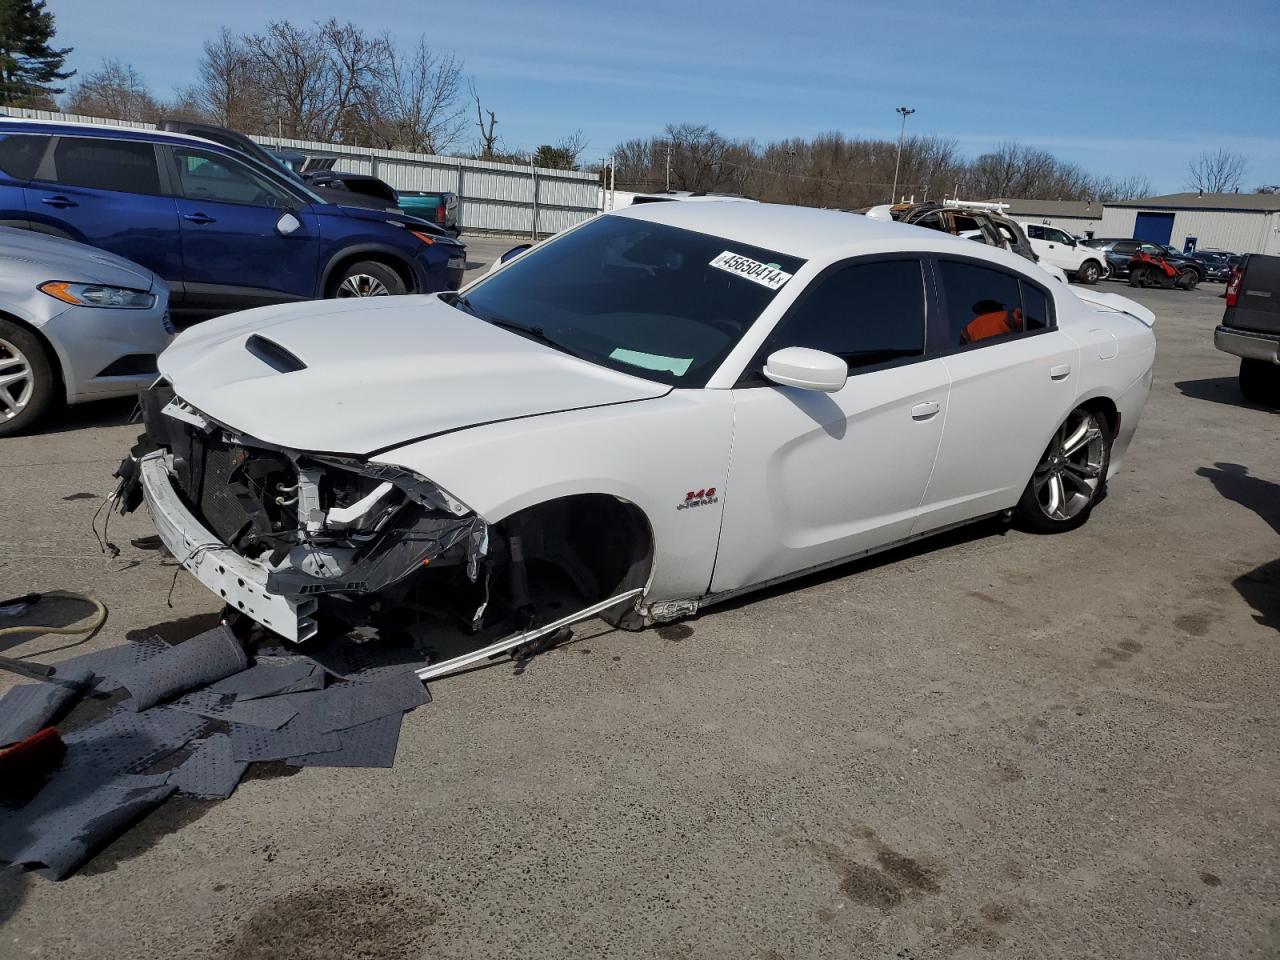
[245,334,307,373]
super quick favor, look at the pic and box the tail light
[435,204,446,225]
[1226,269,1242,307]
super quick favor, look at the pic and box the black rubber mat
[115,626,249,711]
[298,633,431,683]
[168,734,247,800]
[0,667,93,747]
[56,635,169,691]
[207,660,321,700]
[298,672,431,734]
[167,689,301,730]
[62,706,207,776]
[228,719,341,763]
[0,773,174,879]
[288,713,404,768]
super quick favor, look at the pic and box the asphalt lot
[1,268,1277,959]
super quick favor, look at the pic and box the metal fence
[2,107,602,237]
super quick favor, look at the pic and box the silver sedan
[0,227,173,435]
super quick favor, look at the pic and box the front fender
[372,390,736,601]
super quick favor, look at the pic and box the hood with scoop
[157,294,670,456]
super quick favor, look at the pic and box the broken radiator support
[415,587,643,682]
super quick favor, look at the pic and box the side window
[0,133,46,180]
[172,148,293,208]
[1025,224,1045,240]
[939,260,1026,347]
[1046,228,1072,244]
[52,137,161,194]
[764,259,926,371]
[1114,241,1138,254]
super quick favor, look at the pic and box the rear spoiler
[1069,287,1155,327]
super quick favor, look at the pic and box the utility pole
[890,105,915,204]
[665,142,672,192]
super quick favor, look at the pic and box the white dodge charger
[118,202,1155,675]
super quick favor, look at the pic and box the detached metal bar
[415,588,643,682]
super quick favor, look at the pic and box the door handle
[1050,363,1072,380]
[40,195,76,208]
[911,401,940,420]
[183,212,216,224]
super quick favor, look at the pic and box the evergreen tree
[0,0,73,106]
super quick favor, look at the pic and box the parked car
[115,202,1155,667]
[1215,254,1280,403]
[1018,222,1108,284]
[1192,250,1236,282]
[301,170,400,212]
[0,226,172,435]
[397,191,462,236]
[1080,238,1203,287]
[0,119,466,320]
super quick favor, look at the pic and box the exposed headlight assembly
[39,281,155,309]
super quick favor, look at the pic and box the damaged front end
[115,381,488,642]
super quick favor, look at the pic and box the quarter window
[52,137,161,195]
[172,148,293,208]
[763,259,926,370]
[939,260,1050,348]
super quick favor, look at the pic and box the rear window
[0,133,45,180]
[52,137,161,195]
[939,260,1051,348]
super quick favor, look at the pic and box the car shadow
[31,397,137,436]
[1234,559,1280,633]
[1175,377,1273,412]
[1195,462,1280,536]
[708,515,1007,616]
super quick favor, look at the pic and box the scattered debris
[0,623,436,879]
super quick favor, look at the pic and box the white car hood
[158,295,671,455]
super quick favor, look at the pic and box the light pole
[890,106,915,204]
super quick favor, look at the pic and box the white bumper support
[140,452,318,641]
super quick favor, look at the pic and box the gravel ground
[0,272,1277,960]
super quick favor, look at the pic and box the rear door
[913,257,1079,532]
[0,131,46,229]
[22,135,182,281]
[165,145,319,311]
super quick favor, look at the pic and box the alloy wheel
[1032,410,1105,521]
[0,337,33,422]
[336,274,391,297]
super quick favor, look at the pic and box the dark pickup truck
[1215,254,1280,403]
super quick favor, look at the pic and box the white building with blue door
[1097,193,1280,255]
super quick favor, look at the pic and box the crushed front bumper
[140,451,320,641]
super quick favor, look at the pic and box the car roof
[0,116,222,149]
[609,200,936,259]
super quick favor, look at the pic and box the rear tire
[1015,407,1112,534]
[1239,358,1280,405]
[1177,268,1199,290]
[0,318,57,437]
[1076,259,1102,284]
[330,260,407,298]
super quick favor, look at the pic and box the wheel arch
[320,245,416,297]
[0,307,69,403]
[490,492,656,630]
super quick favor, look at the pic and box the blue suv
[0,119,466,321]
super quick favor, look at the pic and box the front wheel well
[324,252,414,296]
[493,494,654,630]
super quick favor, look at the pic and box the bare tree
[469,79,498,159]
[1186,149,1247,194]
[365,40,465,154]
[64,59,157,121]
[195,28,261,129]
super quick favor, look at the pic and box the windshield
[454,215,806,387]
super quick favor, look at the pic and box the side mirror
[763,347,847,393]
[275,211,302,236]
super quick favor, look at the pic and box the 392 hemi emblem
[677,487,718,510]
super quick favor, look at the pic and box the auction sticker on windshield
[709,251,793,290]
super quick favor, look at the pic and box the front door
[166,145,319,313]
[23,135,182,281]
[711,257,949,593]
[913,257,1081,532]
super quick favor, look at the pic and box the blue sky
[49,0,1280,193]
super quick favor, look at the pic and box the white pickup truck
[1018,222,1108,285]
